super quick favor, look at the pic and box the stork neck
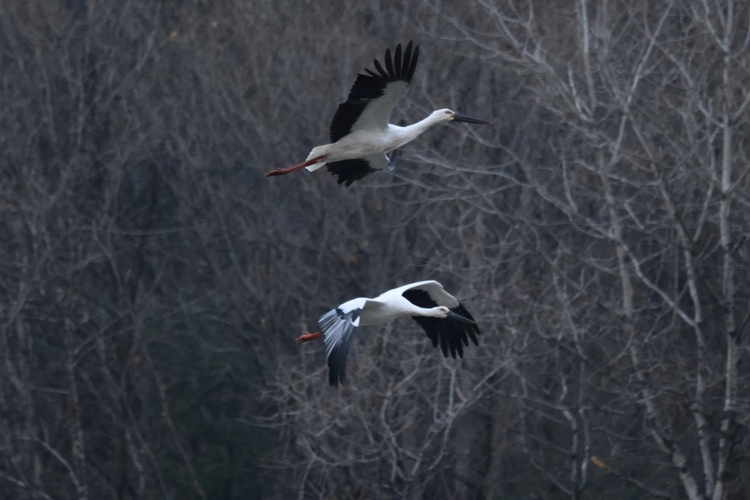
[406,305,447,318]
[398,113,444,144]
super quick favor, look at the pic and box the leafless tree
[2,0,748,498]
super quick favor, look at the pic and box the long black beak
[452,113,491,125]
[447,310,477,324]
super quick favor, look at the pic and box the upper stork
[295,280,481,386]
[266,41,489,186]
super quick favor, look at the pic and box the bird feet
[265,155,327,177]
[295,331,323,343]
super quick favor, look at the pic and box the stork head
[432,306,477,324]
[434,108,491,125]
[432,305,452,317]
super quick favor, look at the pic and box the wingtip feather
[384,48,395,78]
[394,43,403,76]
[408,45,419,80]
[373,57,387,79]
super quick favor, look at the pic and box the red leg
[266,155,327,177]
[295,331,323,343]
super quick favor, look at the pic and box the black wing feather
[327,101,367,144]
[402,288,480,359]
[407,45,419,81]
[384,48,395,78]
[329,41,419,143]
[326,159,378,186]
[394,44,402,75]
[373,57,388,81]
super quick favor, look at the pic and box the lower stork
[296,280,481,386]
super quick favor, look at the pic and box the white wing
[319,297,367,386]
[395,280,460,308]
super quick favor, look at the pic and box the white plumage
[296,280,480,386]
[266,41,489,186]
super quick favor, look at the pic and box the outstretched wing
[326,154,388,186]
[319,298,367,386]
[329,41,419,143]
[401,281,480,358]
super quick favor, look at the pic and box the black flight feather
[326,159,378,186]
[329,41,419,143]
[402,288,480,359]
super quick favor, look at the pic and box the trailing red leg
[265,155,326,177]
[295,331,323,343]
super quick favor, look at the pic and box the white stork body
[266,42,489,186]
[296,280,481,386]
[303,111,455,173]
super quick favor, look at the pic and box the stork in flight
[266,41,490,186]
[296,280,480,386]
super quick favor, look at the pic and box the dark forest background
[2,1,750,498]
